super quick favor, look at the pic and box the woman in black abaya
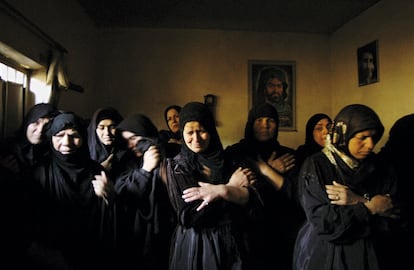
[0,103,59,267]
[87,106,124,178]
[293,104,399,270]
[164,102,254,270]
[30,112,115,270]
[224,103,302,270]
[114,113,175,270]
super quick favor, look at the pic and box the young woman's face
[96,119,117,146]
[253,117,277,141]
[348,129,377,160]
[313,118,331,147]
[52,128,82,154]
[183,121,210,153]
[26,117,50,144]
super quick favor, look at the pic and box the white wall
[94,28,330,148]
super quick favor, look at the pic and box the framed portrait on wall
[357,40,379,86]
[248,60,296,131]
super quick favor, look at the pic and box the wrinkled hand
[267,152,295,173]
[365,194,399,218]
[182,182,224,211]
[92,171,114,205]
[228,167,256,187]
[142,145,161,172]
[326,181,364,205]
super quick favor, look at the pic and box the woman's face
[26,117,50,144]
[166,108,180,134]
[96,119,117,146]
[121,131,144,157]
[348,129,376,160]
[183,121,210,153]
[253,117,277,141]
[52,128,83,154]
[313,118,331,147]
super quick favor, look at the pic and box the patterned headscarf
[323,104,384,168]
[330,104,384,154]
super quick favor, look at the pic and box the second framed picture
[248,60,296,131]
[357,40,379,86]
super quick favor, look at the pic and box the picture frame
[248,60,296,131]
[357,40,379,86]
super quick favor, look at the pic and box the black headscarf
[47,112,86,138]
[32,112,108,268]
[379,113,414,209]
[117,114,158,138]
[18,103,59,138]
[304,113,332,146]
[87,107,123,163]
[15,103,59,144]
[117,113,160,153]
[295,113,332,167]
[164,105,181,137]
[46,112,90,167]
[381,114,414,154]
[2,103,59,168]
[178,102,224,183]
[245,102,279,140]
[243,103,281,160]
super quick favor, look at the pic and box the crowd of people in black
[0,101,409,270]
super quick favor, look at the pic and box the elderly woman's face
[253,117,277,141]
[183,121,210,153]
[96,119,117,146]
[26,117,50,144]
[348,129,377,160]
[52,128,82,154]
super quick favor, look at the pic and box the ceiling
[77,0,381,34]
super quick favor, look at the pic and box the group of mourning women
[0,101,408,270]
